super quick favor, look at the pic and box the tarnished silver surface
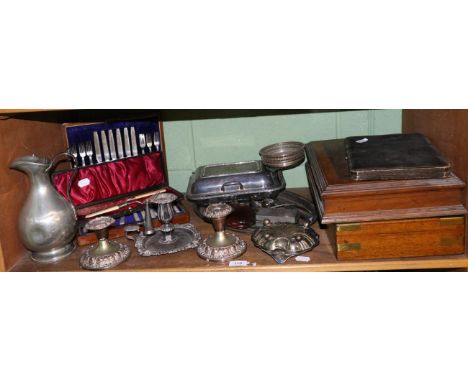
[251,222,319,264]
[197,233,246,262]
[80,216,130,270]
[259,141,305,169]
[149,192,178,241]
[9,153,77,263]
[135,223,201,256]
[85,216,114,231]
[204,203,233,219]
[149,192,178,205]
[80,241,130,270]
[186,160,286,206]
[197,202,246,262]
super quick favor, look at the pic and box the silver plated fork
[153,131,160,151]
[68,145,78,168]
[145,133,153,152]
[139,134,146,155]
[78,143,87,166]
[85,141,94,165]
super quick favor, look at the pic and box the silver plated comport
[133,193,201,256]
[197,203,247,262]
[80,216,130,270]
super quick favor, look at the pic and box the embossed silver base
[30,242,76,263]
[80,241,130,270]
[135,223,201,257]
[197,233,247,262]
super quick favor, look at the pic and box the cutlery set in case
[52,119,189,244]
[67,122,161,166]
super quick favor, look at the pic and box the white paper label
[229,260,256,267]
[355,138,369,144]
[78,178,90,188]
[295,256,311,262]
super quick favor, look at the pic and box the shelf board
[9,189,468,272]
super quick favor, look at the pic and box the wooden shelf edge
[107,257,468,272]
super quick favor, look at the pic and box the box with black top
[52,119,189,245]
[305,136,467,261]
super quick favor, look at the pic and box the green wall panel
[165,110,402,191]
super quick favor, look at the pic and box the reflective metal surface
[251,221,319,264]
[259,141,305,169]
[80,216,130,270]
[197,203,247,262]
[9,153,77,263]
[133,193,201,256]
[186,160,286,206]
[135,223,201,256]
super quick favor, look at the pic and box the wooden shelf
[10,189,468,272]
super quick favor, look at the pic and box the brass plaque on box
[439,217,464,226]
[337,243,361,252]
[337,223,361,232]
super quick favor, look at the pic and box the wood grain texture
[333,217,465,260]
[0,118,67,270]
[402,110,468,258]
[305,140,467,224]
[9,189,468,272]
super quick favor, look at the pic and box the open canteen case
[52,118,189,245]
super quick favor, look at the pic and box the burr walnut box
[305,138,467,261]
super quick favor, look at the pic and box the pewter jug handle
[46,152,78,204]
[45,152,76,173]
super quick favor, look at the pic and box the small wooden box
[326,216,465,261]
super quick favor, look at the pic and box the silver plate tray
[135,223,201,256]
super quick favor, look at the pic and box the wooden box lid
[305,139,467,224]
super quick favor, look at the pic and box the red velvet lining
[53,152,166,207]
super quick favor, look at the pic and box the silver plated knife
[116,128,124,159]
[93,131,102,163]
[123,127,132,157]
[101,130,110,162]
[108,130,117,161]
[130,126,139,156]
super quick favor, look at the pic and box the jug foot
[30,242,76,263]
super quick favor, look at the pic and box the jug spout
[9,155,50,174]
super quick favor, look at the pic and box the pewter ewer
[9,153,78,263]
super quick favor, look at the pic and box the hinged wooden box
[305,138,468,261]
[329,216,465,261]
[305,139,467,224]
[52,118,189,245]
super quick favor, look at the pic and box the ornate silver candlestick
[153,192,178,243]
[131,193,200,256]
[197,203,247,262]
[80,216,130,270]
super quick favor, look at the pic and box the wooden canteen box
[328,216,465,261]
